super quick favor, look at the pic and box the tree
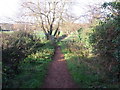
[21,0,73,40]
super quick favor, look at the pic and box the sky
[72,0,113,16]
[0,0,19,20]
[0,0,113,23]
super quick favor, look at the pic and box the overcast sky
[0,0,113,23]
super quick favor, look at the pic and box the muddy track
[42,46,78,88]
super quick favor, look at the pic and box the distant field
[34,31,46,38]
[35,30,63,38]
[1,31,14,34]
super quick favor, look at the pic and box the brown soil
[42,46,78,88]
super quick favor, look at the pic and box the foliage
[77,28,83,41]
[2,1,120,88]
[58,6,120,85]
[2,31,54,88]
[89,1,120,82]
[3,42,54,88]
[2,31,42,74]
[59,40,119,88]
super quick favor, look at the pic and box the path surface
[42,46,78,88]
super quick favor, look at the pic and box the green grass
[35,30,63,38]
[6,41,54,88]
[34,31,45,38]
[11,63,47,88]
[66,57,102,88]
[1,31,14,34]
[60,42,101,88]
[59,41,119,88]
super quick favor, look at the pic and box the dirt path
[42,46,78,88]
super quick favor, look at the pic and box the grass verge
[5,41,54,88]
[59,41,119,88]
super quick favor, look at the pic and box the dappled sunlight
[58,59,66,62]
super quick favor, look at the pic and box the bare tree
[21,0,73,40]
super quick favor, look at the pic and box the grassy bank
[59,41,119,88]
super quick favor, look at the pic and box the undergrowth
[3,41,54,88]
[8,43,54,88]
[59,41,119,88]
[2,31,55,88]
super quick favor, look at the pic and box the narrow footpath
[42,46,78,88]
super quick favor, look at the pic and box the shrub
[89,1,120,82]
[2,31,44,87]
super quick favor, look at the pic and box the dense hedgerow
[89,1,120,81]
